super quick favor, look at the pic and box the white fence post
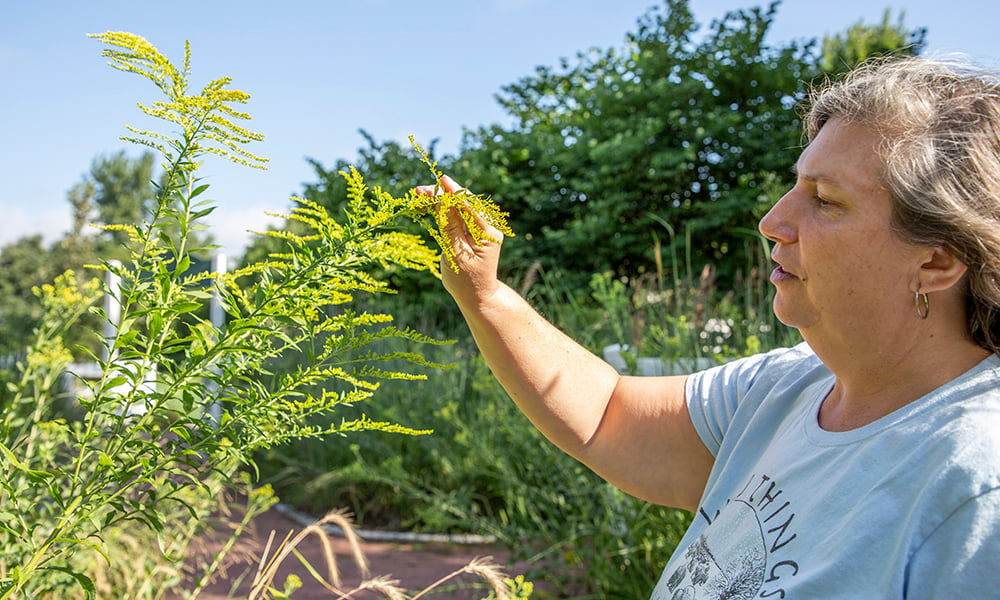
[207,253,227,426]
[102,260,122,363]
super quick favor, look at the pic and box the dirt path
[185,506,531,599]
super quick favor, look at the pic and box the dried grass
[243,510,516,600]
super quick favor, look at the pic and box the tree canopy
[291,0,922,297]
[0,0,926,353]
[454,0,815,285]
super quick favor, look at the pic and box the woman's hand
[414,175,504,309]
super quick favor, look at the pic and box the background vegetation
[0,1,925,598]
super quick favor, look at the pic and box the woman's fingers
[439,174,465,194]
[413,174,465,197]
[414,175,504,246]
[412,174,504,304]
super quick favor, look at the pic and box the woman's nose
[758,192,796,244]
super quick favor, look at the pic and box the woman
[416,56,1000,598]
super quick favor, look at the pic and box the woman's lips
[770,265,799,283]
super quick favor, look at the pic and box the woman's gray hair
[805,56,1000,355]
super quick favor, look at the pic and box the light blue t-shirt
[651,343,1000,599]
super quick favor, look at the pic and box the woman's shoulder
[685,342,829,436]
[925,353,1000,437]
[908,356,1000,500]
[695,342,826,393]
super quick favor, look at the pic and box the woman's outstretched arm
[418,176,714,510]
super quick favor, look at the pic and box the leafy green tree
[89,151,156,234]
[57,150,157,260]
[822,8,925,72]
[63,180,97,267]
[453,0,817,290]
[449,1,925,299]
[0,153,164,357]
[0,237,61,357]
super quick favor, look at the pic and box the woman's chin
[771,297,814,331]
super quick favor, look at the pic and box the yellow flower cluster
[89,31,268,170]
[32,270,102,313]
[406,136,514,273]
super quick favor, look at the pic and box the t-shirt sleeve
[684,344,810,455]
[905,487,1000,599]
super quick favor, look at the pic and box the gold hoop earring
[915,290,930,319]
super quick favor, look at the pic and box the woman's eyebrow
[791,163,843,188]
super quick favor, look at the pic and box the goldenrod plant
[0,31,513,598]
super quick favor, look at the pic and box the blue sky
[4,0,1000,255]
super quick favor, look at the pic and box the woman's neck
[805,327,990,432]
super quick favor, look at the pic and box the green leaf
[175,255,191,275]
[115,329,140,348]
[97,452,114,471]
[173,301,202,314]
[100,376,128,392]
[157,230,177,253]
[55,535,111,567]
[0,443,53,482]
[39,566,96,599]
[47,479,65,508]
[0,443,27,470]
[189,183,210,198]
[148,311,163,337]
[192,206,217,219]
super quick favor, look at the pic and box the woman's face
[758,119,927,340]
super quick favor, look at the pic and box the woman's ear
[913,246,968,294]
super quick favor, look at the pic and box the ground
[182,505,533,600]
